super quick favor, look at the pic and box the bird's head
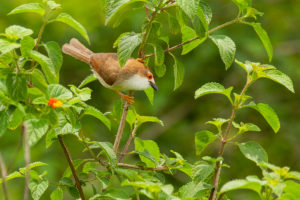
[119,58,158,91]
[145,70,158,91]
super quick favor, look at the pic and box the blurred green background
[0,0,299,199]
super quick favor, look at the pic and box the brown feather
[62,38,151,87]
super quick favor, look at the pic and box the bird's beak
[150,81,158,91]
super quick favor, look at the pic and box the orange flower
[48,98,63,108]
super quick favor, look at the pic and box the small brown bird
[62,38,158,104]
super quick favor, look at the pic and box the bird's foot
[115,90,134,104]
[122,95,134,104]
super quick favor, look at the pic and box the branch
[57,134,86,200]
[0,153,9,200]
[113,91,133,154]
[23,124,30,200]
[118,163,167,171]
[144,18,241,59]
[118,123,138,163]
[208,79,251,200]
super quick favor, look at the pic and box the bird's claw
[121,95,134,104]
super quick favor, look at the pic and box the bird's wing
[90,53,121,86]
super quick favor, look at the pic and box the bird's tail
[62,38,93,64]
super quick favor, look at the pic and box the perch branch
[113,91,133,154]
[0,153,9,200]
[23,124,30,200]
[57,134,86,200]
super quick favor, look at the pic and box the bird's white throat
[115,74,150,91]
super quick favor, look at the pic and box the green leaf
[8,105,25,130]
[250,23,273,62]
[169,53,184,90]
[94,142,117,167]
[25,116,49,146]
[134,138,160,167]
[31,69,48,92]
[244,102,280,133]
[0,171,23,184]
[30,50,57,84]
[50,187,63,200]
[237,141,268,165]
[6,73,28,101]
[83,106,111,130]
[78,74,97,88]
[45,129,56,149]
[177,0,197,19]
[105,0,146,27]
[206,118,229,133]
[8,3,45,16]
[193,161,215,183]
[152,43,164,66]
[181,26,206,55]
[126,109,136,128]
[261,69,294,93]
[113,32,130,48]
[233,122,261,135]
[220,179,261,195]
[199,1,212,25]
[154,63,166,78]
[231,0,252,10]
[195,82,233,104]
[195,130,218,155]
[47,84,73,99]
[53,13,90,44]
[21,36,35,57]
[210,35,236,69]
[29,179,48,200]
[46,1,61,10]
[4,25,33,40]
[0,111,9,137]
[281,180,300,199]
[67,186,79,198]
[144,87,154,105]
[136,115,163,127]
[235,59,253,74]
[44,41,63,76]
[179,181,212,198]
[0,39,20,55]
[117,32,142,66]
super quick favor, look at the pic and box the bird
[62,38,158,104]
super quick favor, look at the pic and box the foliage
[0,0,298,200]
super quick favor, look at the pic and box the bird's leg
[115,90,134,104]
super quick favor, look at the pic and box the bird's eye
[147,74,153,79]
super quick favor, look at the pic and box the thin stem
[118,123,138,163]
[113,91,133,154]
[144,17,242,59]
[34,20,47,50]
[117,163,167,171]
[0,153,9,200]
[57,135,86,200]
[23,124,30,200]
[208,79,251,200]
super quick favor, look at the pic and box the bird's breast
[113,74,150,91]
